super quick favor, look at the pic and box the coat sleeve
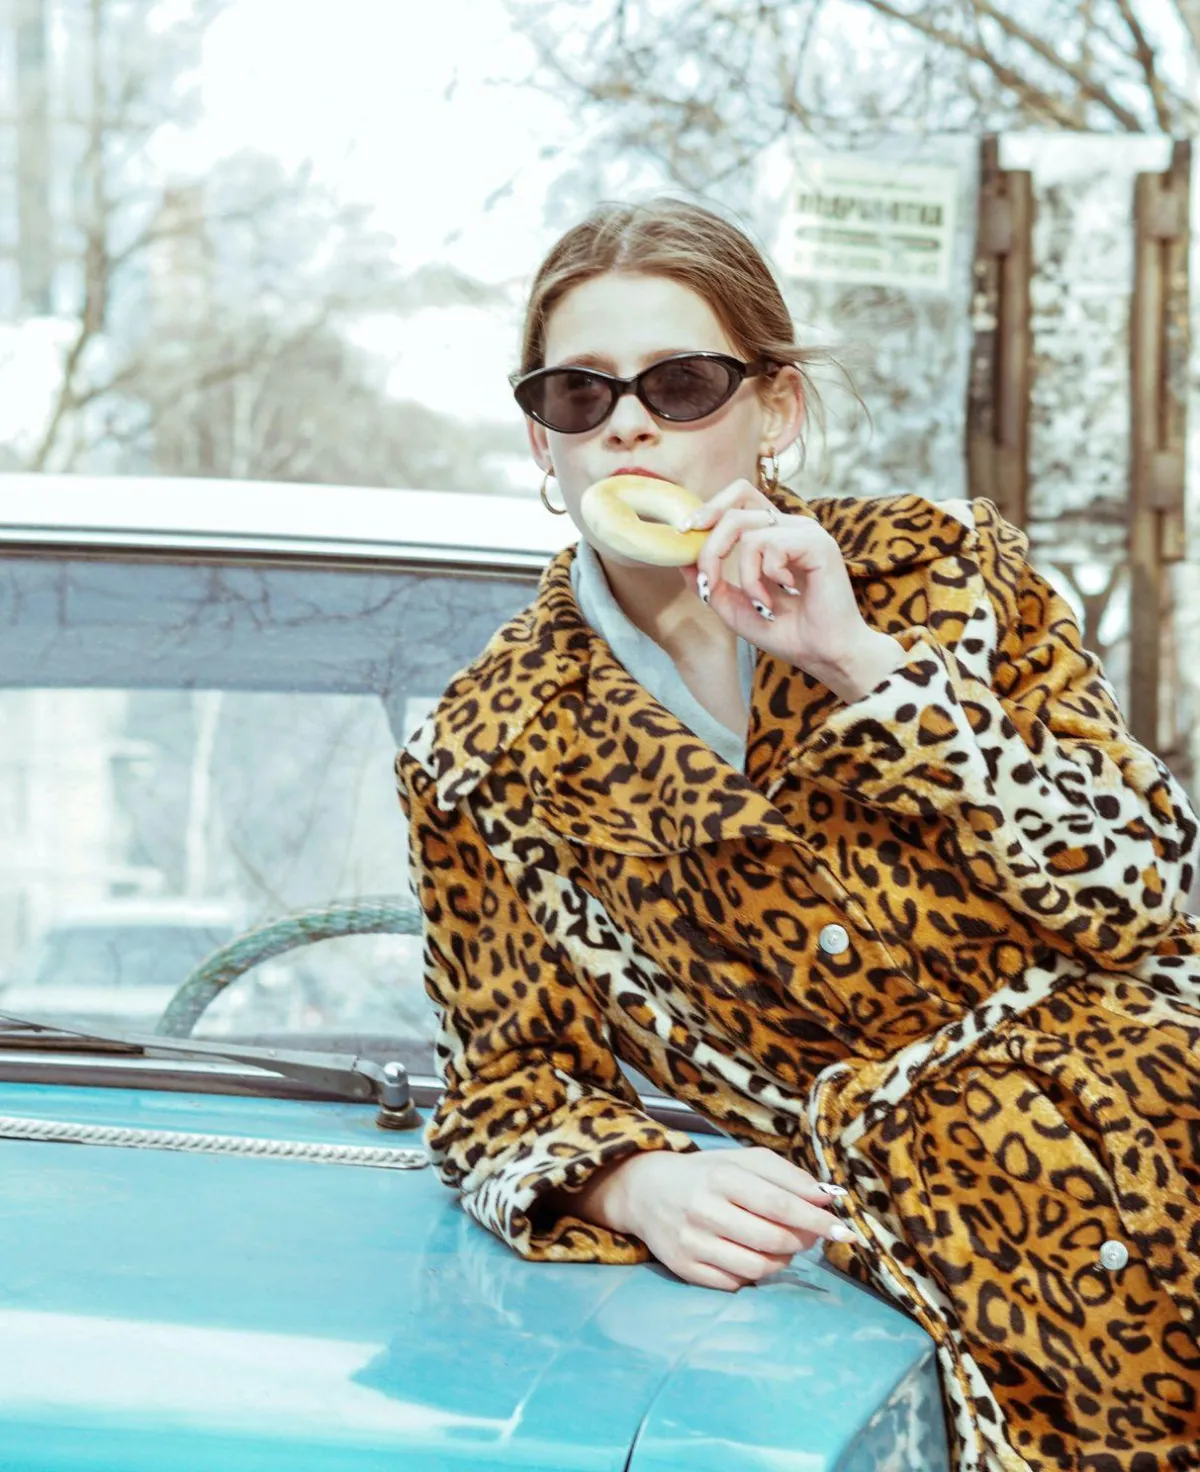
[394,751,699,1262]
[789,499,1199,969]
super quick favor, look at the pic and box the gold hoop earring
[757,451,780,494]
[539,470,568,516]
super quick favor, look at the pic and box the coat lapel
[408,489,977,851]
[405,562,586,813]
[530,640,797,855]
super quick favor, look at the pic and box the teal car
[0,473,948,1471]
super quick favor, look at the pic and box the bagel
[579,474,708,567]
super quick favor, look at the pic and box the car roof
[0,473,578,572]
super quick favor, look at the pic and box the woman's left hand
[678,480,906,704]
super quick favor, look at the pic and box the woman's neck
[597,550,740,667]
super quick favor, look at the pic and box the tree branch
[852,0,1089,127]
[972,0,1146,129]
[32,0,109,469]
[1167,0,1200,61]
[1112,0,1174,130]
[29,318,91,471]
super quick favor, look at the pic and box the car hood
[0,1082,944,1472]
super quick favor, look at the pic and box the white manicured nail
[752,601,775,622]
[777,580,801,597]
[697,572,710,604]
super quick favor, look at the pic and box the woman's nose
[603,389,658,445]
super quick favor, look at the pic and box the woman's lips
[612,467,671,481]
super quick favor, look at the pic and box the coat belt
[806,944,1075,1161]
[803,946,1082,1472]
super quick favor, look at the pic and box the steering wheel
[156,895,424,1038]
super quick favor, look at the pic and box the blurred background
[1,0,1199,1045]
[2,2,1199,760]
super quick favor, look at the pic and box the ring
[764,507,779,527]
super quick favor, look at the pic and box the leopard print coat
[395,490,1200,1472]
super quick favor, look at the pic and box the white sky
[186,0,587,429]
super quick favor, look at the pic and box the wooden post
[1129,140,1190,755]
[967,136,1034,528]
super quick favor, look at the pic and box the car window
[0,550,535,1071]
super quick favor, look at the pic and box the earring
[539,469,568,515]
[757,451,780,494]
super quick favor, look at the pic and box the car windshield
[0,547,534,1071]
[16,923,236,990]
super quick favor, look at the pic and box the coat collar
[406,489,975,834]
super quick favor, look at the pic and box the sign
[773,154,961,291]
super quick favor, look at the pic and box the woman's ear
[525,416,553,474]
[760,365,806,454]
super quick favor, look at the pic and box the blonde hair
[518,197,849,460]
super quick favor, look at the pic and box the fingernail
[777,581,802,597]
[822,1183,848,1197]
[697,572,710,605]
[830,1223,860,1243]
[752,601,775,622]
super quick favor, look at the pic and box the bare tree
[65,143,522,489]
[510,0,1200,197]
[140,310,524,490]
[20,0,234,469]
[19,0,406,474]
[16,0,518,489]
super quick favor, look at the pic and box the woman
[394,198,1200,1472]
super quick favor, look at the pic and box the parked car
[1,897,241,1030]
[0,472,947,1471]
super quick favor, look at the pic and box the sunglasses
[510,351,775,435]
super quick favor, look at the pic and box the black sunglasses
[510,351,775,435]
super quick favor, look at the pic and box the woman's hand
[678,479,905,703]
[572,1146,858,1293]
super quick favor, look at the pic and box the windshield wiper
[0,1013,421,1128]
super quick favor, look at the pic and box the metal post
[1128,140,1190,755]
[967,135,1034,528]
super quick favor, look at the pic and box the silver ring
[764,507,779,527]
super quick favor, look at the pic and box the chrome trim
[0,1114,429,1169]
[0,1054,720,1133]
[0,473,577,569]
[0,529,555,574]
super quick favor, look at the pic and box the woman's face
[526,272,802,561]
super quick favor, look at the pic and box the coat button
[1098,1240,1129,1271]
[818,923,850,956]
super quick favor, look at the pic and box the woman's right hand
[576,1147,857,1292]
